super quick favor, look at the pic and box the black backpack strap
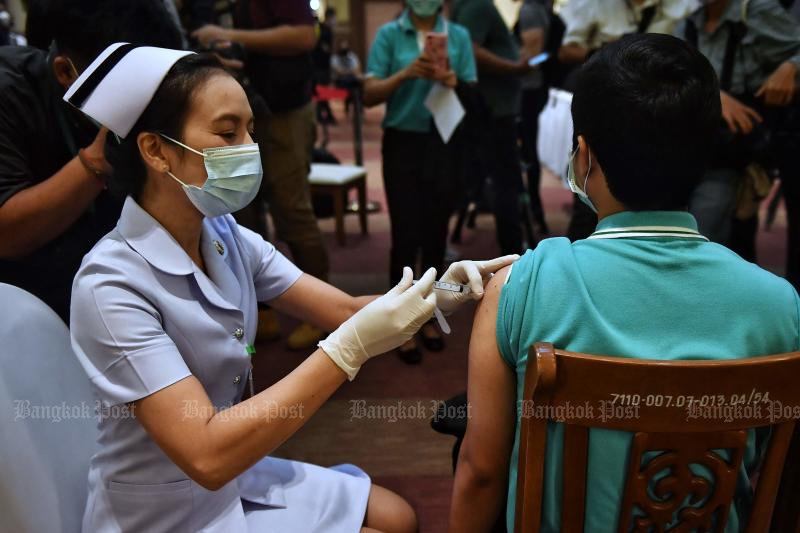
[720,21,748,92]
[637,5,657,34]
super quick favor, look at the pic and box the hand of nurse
[436,255,520,314]
[319,267,437,380]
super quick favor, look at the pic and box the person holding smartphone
[364,0,477,364]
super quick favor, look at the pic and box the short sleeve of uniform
[70,269,192,407]
[560,0,596,47]
[367,24,395,79]
[451,24,478,83]
[453,1,496,45]
[236,224,303,301]
[496,249,537,368]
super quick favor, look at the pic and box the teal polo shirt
[366,10,477,133]
[497,211,800,532]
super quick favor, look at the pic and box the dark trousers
[519,87,550,229]
[382,128,455,285]
[487,116,525,255]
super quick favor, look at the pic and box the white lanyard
[588,225,709,241]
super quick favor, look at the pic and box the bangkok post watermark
[686,400,800,423]
[349,399,471,422]
[11,399,305,423]
[13,399,136,422]
[181,399,304,422]
[518,400,641,423]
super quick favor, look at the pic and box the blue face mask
[161,134,262,218]
[567,146,597,214]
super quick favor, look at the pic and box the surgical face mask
[567,146,597,214]
[161,134,262,218]
[407,0,443,18]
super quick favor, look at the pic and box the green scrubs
[497,211,800,532]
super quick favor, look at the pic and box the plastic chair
[0,284,97,533]
[515,342,800,533]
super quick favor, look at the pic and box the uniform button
[233,327,244,340]
[233,375,241,385]
[213,240,225,255]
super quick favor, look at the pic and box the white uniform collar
[116,196,197,276]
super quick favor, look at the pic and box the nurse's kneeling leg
[363,484,418,533]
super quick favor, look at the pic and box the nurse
[67,44,515,533]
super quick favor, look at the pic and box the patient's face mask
[407,0,443,18]
[161,134,263,219]
[567,146,597,214]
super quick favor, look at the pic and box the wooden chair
[514,343,800,533]
[308,163,368,246]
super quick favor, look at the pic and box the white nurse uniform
[70,197,370,533]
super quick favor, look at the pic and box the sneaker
[287,322,326,351]
[256,308,281,342]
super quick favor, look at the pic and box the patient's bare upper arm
[461,265,517,476]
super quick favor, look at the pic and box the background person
[684,0,800,289]
[515,0,551,236]
[451,0,536,256]
[332,39,364,116]
[558,0,698,65]
[0,0,183,321]
[364,0,478,364]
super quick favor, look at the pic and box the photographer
[685,0,800,289]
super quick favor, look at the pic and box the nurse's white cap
[64,43,194,139]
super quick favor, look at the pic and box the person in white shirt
[559,0,699,64]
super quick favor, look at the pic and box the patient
[448,34,800,533]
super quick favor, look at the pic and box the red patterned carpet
[253,101,789,533]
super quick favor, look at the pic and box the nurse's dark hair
[104,54,229,200]
[571,33,721,211]
[49,0,184,67]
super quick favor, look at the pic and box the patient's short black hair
[571,33,721,211]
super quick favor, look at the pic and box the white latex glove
[436,255,520,314]
[319,267,437,380]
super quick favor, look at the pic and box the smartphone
[424,32,448,72]
[528,52,550,67]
